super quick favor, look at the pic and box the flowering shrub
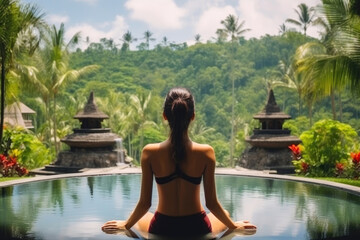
[1,126,53,170]
[351,152,360,166]
[0,154,28,177]
[289,144,301,160]
[289,144,310,175]
[296,119,358,177]
[349,152,360,179]
[335,163,345,177]
[301,161,309,174]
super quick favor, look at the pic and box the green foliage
[2,126,52,169]
[142,126,167,146]
[283,116,311,136]
[210,139,230,167]
[13,20,360,167]
[314,177,360,187]
[297,119,358,176]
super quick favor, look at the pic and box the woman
[102,87,256,238]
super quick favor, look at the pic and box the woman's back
[146,139,213,216]
[102,87,256,237]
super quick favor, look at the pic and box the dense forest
[22,31,360,165]
[2,0,360,168]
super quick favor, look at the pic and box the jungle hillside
[1,0,360,173]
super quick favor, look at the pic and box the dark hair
[163,87,195,164]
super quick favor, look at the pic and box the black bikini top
[155,165,202,185]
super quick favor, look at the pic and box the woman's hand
[221,220,257,238]
[234,220,257,231]
[101,220,127,232]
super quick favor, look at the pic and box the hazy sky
[21,0,322,49]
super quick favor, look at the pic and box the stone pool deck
[1,165,360,195]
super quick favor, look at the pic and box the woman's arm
[203,146,256,231]
[203,146,237,229]
[102,146,153,231]
[124,146,153,229]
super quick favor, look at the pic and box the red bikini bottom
[148,210,212,238]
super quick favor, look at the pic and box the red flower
[15,166,28,176]
[351,152,360,165]
[0,154,28,177]
[336,163,345,175]
[289,144,301,160]
[301,162,309,173]
[0,154,6,162]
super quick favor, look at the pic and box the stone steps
[30,164,85,175]
[267,165,295,174]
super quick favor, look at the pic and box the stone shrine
[54,92,126,168]
[239,89,301,173]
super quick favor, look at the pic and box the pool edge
[1,167,360,196]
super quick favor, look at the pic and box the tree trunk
[308,103,313,127]
[140,124,144,152]
[298,90,302,117]
[0,49,6,145]
[53,95,58,154]
[338,92,343,122]
[230,73,235,168]
[331,89,336,120]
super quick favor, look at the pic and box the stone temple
[54,92,126,168]
[239,89,301,173]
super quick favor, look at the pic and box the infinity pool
[1,174,360,239]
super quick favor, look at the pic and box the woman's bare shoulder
[191,142,215,156]
[142,142,161,152]
[191,141,213,150]
[141,143,162,164]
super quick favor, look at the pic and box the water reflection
[215,176,360,239]
[0,175,359,239]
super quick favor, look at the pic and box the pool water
[1,174,360,239]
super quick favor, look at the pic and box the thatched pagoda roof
[74,92,109,119]
[253,89,291,120]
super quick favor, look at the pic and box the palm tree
[161,36,168,47]
[278,24,288,35]
[130,91,154,154]
[217,14,250,167]
[286,3,316,36]
[214,29,227,43]
[295,0,360,121]
[0,0,44,144]
[218,14,250,42]
[36,23,98,153]
[278,60,305,116]
[194,34,201,43]
[120,30,137,51]
[143,30,155,50]
[190,121,215,143]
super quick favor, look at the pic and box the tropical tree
[286,3,316,36]
[217,14,250,167]
[295,0,360,121]
[218,14,250,43]
[27,23,98,153]
[120,30,137,51]
[278,23,296,35]
[129,91,154,155]
[161,36,168,47]
[189,121,215,143]
[0,0,44,144]
[142,30,155,50]
[194,34,201,43]
[278,59,305,116]
[279,24,288,35]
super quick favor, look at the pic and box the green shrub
[1,126,53,170]
[296,119,358,177]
